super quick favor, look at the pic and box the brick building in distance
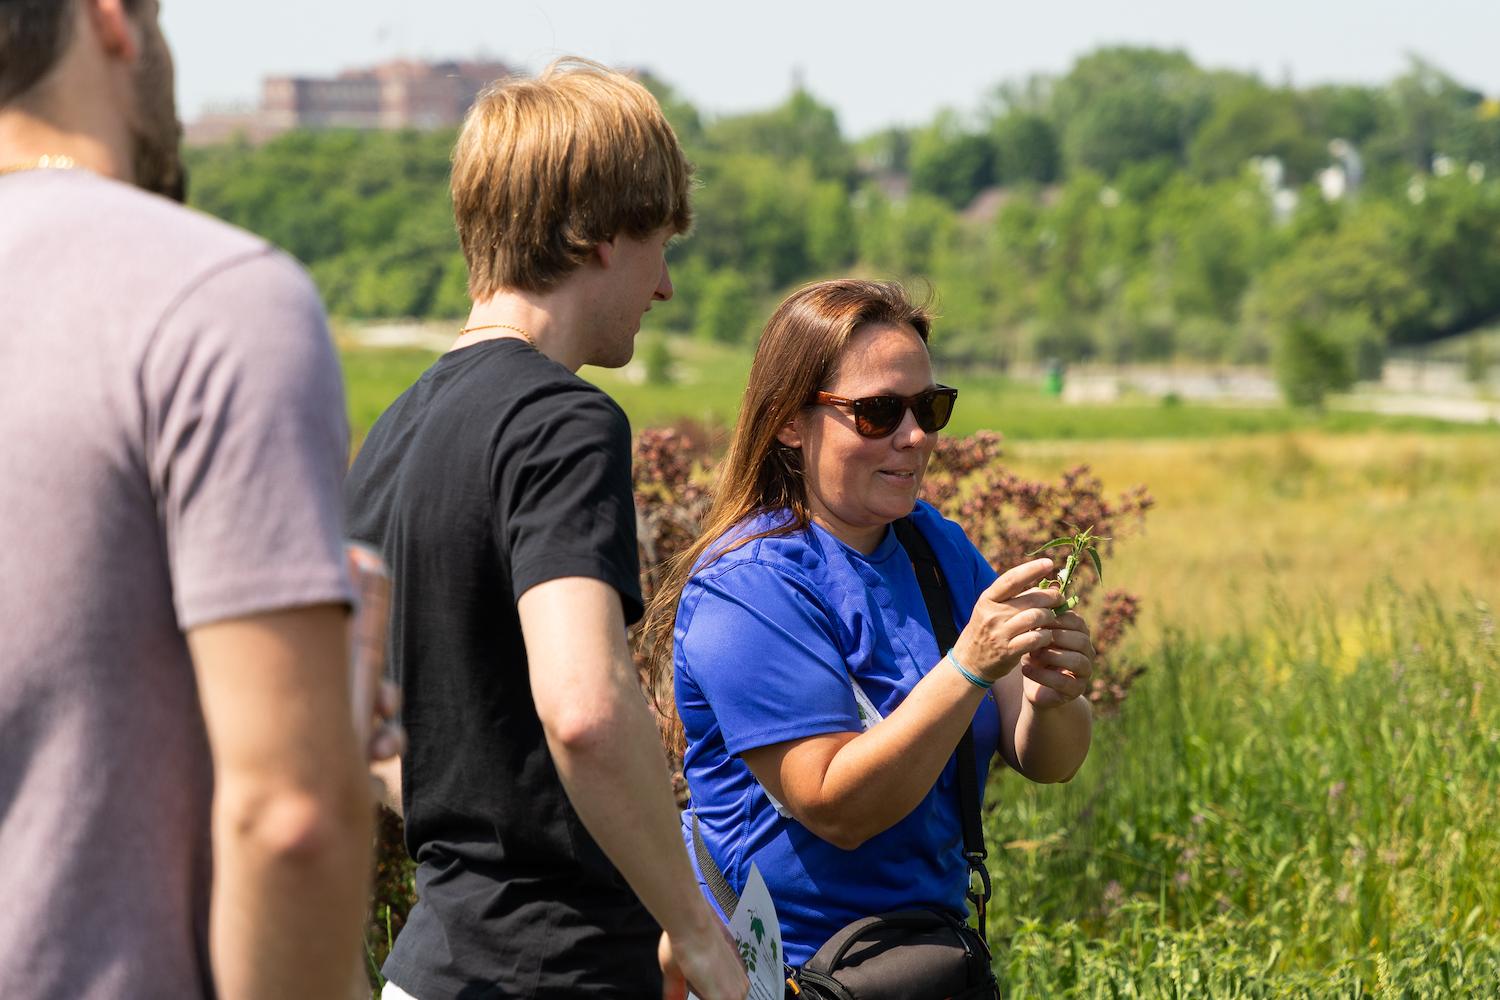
[186,58,514,145]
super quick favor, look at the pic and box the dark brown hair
[639,279,932,751]
[0,0,145,106]
[451,56,693,298]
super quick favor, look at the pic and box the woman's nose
[892,407,926,448]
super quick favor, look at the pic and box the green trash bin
[1043,359,1066,397]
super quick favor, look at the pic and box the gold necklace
[459,322,534,346]
[0,154,78,177]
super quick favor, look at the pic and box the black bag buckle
[965,851,991,931]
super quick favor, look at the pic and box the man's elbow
[538,701,626,760]
[218,776,368,867]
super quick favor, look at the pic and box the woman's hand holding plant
[1020,609,1094,709]
[950,558,1062,684]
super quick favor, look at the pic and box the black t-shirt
[346,339,660,998]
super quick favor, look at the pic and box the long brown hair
[640,279,932,754]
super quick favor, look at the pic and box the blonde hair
[452,57,693,297]
[640,279,933,754]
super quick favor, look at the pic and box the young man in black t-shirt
[346,59,748,1000]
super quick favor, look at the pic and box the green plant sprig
[1029,524,1108,614]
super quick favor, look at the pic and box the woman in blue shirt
[641,279,1095,967]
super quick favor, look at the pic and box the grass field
[1003,432,1500,637]
[344,339,1500,996]
[986,591,1500,995]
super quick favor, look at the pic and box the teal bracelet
[946,648,994,690]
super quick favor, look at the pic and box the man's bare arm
[189,604,373,1000]
[520,577,747,1000]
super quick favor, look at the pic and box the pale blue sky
[163,0,1497,137]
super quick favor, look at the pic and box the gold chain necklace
[0,154,78,177]
[458,322,534,346]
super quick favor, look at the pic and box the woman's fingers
[1021,659,1090,701]
[1052,610,1090,635]
[1044,628,1095,657]
[1006,623,1055,658]
[1029,646,1093,678]
[981,558,1057,603]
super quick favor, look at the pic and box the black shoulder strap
[692,518,994,942]
[892,516,992,939]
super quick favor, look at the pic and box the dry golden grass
[1002,431,1500,637]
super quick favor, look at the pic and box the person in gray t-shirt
[0,2,376,998]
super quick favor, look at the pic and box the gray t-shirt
[0,170,352,998]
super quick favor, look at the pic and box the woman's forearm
[749,661,986,850]
[1012,695,1092,783]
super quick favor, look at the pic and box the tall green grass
[984,588,1500,994]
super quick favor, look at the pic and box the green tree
[1273,316,1363,407]
[1398,171,1500,340]
[1452,99,1500,171]
[642,334,674,386]
[856,188,956,278]
[990,112,1060,184]
[697,270,756,344]
[1303,83,1386,146]
[706,89,854,184]
[1373,57,1484,171]
[1245,205,1430,401]
[1050,47,1212,176]
[659,255,709,335]
[431,252,472,319]
[1150,175,1275,326]
[1189,85,1325,183]
[806,181,857,271]
[909,110,995,208]
[689,154,814,287]
[855,127,912,175]
[638,72,706,150]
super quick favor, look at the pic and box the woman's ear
[775,418,803,450]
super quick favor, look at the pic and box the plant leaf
[1087,547,1104,583]
[1028,537,1076,555]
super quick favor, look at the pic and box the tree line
[186,46,1500,403]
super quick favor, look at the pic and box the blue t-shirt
[675,501,1001,966]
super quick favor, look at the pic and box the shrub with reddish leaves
[632,425,1153,714]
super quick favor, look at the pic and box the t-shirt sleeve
[495,388,644,623]
[679,560,862,756]
[142,249,353,630]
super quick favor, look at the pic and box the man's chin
[580,345,634,371]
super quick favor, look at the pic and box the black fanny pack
[791,907,996,1000]
[692,517,1000,1000]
